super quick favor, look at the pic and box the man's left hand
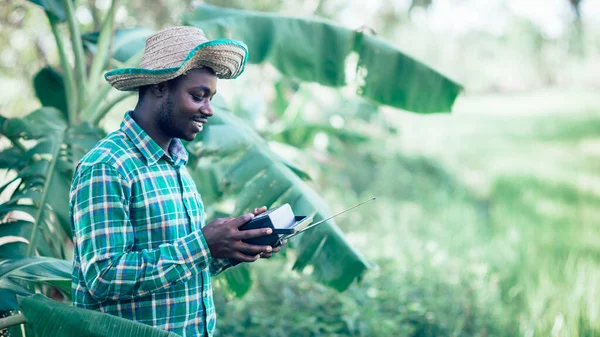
[251,206,286,259]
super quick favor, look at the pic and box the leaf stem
[62,0,88,114]
[48,13,77,123]
[90,91,133,125]
[88,0,118,92]
[81,50,143,122]
[0,313,26,330]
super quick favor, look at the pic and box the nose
[201,101,213,117]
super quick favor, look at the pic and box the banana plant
[0,1,461,332]
[0,257,71,311]
[0,294,179,336]
[182,3,462,113]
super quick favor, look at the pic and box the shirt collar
[120,111,189,166]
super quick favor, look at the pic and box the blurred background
[1,0,600,336]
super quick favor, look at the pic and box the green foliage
[0,109,104,259]
[189,99,372,292]
[0,258,71,311]
[28,0,70,22]
[17,294,179,336]
[32,67,68,118]
[0,1,469,335]
[183,4,462,113]
[82,28,154,64]
[214,257,514,337]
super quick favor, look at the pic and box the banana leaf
[0,108,104,259]
[188,100,373,291]
[0,257,71,311]
[17,294,179,336]
[84,5,461,112]
[182,3,462,113]
[33,67,68,119]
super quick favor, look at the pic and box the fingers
[230,213,255,228]
[236,242,272,255]
[232,252,261,263]
[252,206,267,215]
[233,227,273,240]
[259,245,281,258]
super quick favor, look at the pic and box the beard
[155,94,182,139]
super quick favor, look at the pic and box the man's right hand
[201,213,273,262]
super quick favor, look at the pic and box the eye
[191,94,203,102]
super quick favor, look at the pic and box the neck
[132,104,172,153]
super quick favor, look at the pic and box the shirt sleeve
[72,163,213,301]
[209,258,234,276]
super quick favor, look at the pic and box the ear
[150,82,169,98]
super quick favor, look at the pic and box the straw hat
[104,26,248,91]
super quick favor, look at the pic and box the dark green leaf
[222,265,253,297]
[46,168,72,236]
[65,123,105,163]
[183,4,462,113]
[0,279,30,310]
[18,294,180,336]
[0,204,37,219]
[0,221,33,258]
[24,107,67,132]
[0,147,27,170]
[355,33,462,113]
[0,116,39,141]
[0,257,71,310]
[184,5,351,87]
[33,67,68,119]
[0,107,72,259]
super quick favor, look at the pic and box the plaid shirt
[70,111,231,336]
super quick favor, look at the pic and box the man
[69,26,280,336]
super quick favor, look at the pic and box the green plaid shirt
[70,111,231,336]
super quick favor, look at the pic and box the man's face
[156,67,217,141]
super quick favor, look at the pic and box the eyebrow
[192,85,216,97]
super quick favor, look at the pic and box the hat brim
[104,39,248,91]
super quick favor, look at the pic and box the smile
[192,116,208,123]
[192,120,203,128]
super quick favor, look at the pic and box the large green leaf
[0,108,103,259]
[33,67,68,119]
[0,108,68,258]
[221,264,253,297]
[183,3,462,113]
[0,257,71,311]
[84,5,461,112]
[18,294,179,336]
[0,147,27,170]
[188,101,372,291]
